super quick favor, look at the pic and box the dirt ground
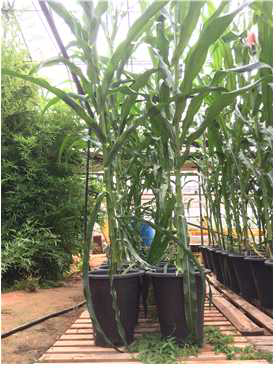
[1,254,106,364]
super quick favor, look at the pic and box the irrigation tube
[1,300,86,339]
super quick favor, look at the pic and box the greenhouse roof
[2,0,249,89]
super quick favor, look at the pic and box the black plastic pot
[98,264,109,270]
[245,256,273,309]
[140,272,152,317]
[199,246,210,269]
[229,254,258,302]
[88,269,144,347]
[205,247,215,272]
[147,269,205,346]
[224,253,240,294]
[206,247,216,272]
[210,249,224,283]
[264,260,273,309]
[215,250,226,285]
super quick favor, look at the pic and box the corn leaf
[186,76,271,143]
[104,119,144,167]
[171,1,204,66]
[148,195,176,264]
[102,1,168,96]
[181,1,251,96]
[49,2,86,40]
[2,68,106,143]
[41,96,60,115]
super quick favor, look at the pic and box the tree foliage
[1,17,93,287]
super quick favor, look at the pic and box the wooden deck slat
[48,346,129,353]
[73,317,228,325]
[254,345,273,353]
[66,329,95,334]
[245,336,273,345]
[59,334,94,340]
[207,274,273,334]
[181,360,269,364]
[39,352,138,362]
[39,287,272,364]
[212,295,264,336]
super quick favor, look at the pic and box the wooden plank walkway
[39,298,272,364]
[207,274,273,334]
[211,293,264,336]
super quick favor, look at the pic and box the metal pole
[198,171,204,247]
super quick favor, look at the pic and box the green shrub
[2,220,70,288]
[14,276,40,292]
[1,16,92,288]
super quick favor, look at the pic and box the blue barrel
[140,223,155,247]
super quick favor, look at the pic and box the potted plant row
[3,0,272,349]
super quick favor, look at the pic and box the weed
[129,333,199,364]
[39,280,65,289]
[14,276,40,292]
[204,327,272,363]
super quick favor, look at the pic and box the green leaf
[159,81,171,119]
[152,49,173,88]
[186,76,271,143]
[104,119,143,167]
[102,1,168,96]
[2,68,106,143]
[148,104,176,143]
[218,61,272,75]
[32,57,90,87]
[171,1,204,66]
[118,68,157,126]
[131,68,157,91]
[41,96,60,115]
[156,15,169,65]
[49,2,86,40]
[148,195,176,264]
[181,93,206,141]
[95,1,108,17]
[181,1,250,96]
[222,30,241,43]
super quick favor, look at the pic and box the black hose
[1,300,86,339]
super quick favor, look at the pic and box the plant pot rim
[213,249,224,254]
[227,254,244,259]
[264,259,273,267]
[89,269,144,279]
[244,255,265,262]
[146,269,207,278]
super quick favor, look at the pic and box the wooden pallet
[38,302,271,364]
[207,274,273,334]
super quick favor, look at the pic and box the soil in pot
[245,256,273,309]
[88,269,143,347]
[229,254,258,302]
[147,269,205,346]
